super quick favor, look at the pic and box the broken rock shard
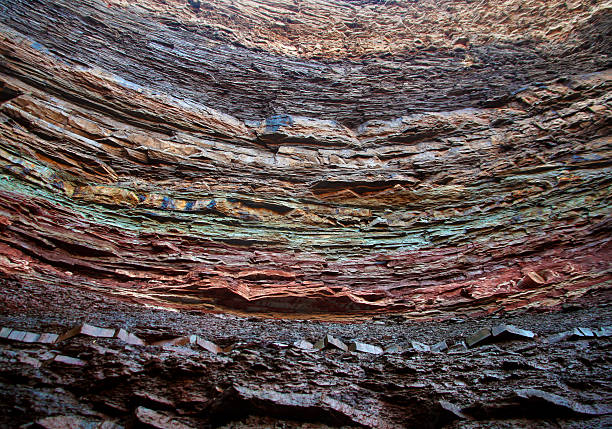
[314,334,349,352]
[56,323,116,342]
[466,328,493,348]
[348,341,383,355]
[293,340,314,351]
[410,341,431,353]
[491,324,536,340]
[115,328,145,346]
[0,0,610,427]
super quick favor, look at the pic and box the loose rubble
[1,280,611,428]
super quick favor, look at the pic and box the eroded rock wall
[0,0,610,317]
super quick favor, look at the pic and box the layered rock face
[1,1,612,428]
[0,0,610,317]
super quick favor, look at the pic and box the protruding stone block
[314,334,348,351]
[56,323,116,342]
[348,341,383,354]
[491,324,535,340]
[115,328,146,346]
[466,327,492,348]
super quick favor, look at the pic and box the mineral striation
[0,0,611,427]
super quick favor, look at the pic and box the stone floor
[1,278,611,428]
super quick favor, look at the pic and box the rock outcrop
[0,0,610,317]
[0,1,611,426]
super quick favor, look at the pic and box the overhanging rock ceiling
[0,0,610,318]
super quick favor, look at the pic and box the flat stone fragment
[195,336,222,354]
[348,341,383,354]
[53,355,87,366]
[21,332,41,343]
[314,334,348,351]
[38,333,59,344]
[115,328,146,345]
[293,339,314,350]
[410,341,430,352]
[80,323,117,338]
[554,328,589,341]
[571,328,586,336]
[56,323,117,342]
[431,340,448,353]
[545,331,574,344]
[515,388,612,416]
[466,327,492,348]
[7,330,28,342]
[577,327,595,337]
[594,326,612,337]
[134,406,194,429]
[2,329,56,343]
[491,324,535,339]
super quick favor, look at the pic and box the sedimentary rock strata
[0,0,610,426]
[0,0,610,315]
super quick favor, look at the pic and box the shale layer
[0,1,611,316]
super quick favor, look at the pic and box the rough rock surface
[0,0,611,427]
[1,280,612,428]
